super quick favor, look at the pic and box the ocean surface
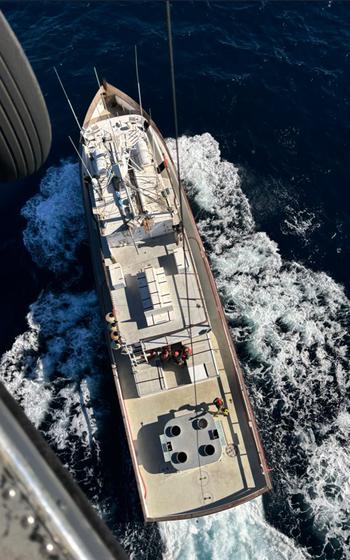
[0,1,349,559]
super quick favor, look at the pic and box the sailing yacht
[79,81,271,521]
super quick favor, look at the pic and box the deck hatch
[160,412,222,471]
[137,265,173,326]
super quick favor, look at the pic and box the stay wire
[166,0,206,502]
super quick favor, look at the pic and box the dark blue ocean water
[0,1,349,559]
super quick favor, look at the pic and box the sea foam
[21,160,86,274]
[163,133,349,560]
[1,132,348,559]
[0,290,104,498]
[160,499,309,560]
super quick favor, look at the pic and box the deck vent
[173,451,187,464]
[167,425,181,437]
[193,418,208,430]
[200,444,215,457]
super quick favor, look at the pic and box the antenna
[54,67,82,132]
[134,45,143,116]
[93,66,100,88]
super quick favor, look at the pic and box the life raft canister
[110,330,120,341]
[105,311,117,324]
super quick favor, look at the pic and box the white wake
[160,499,308,560]
[0,132,348,559]
[160,133,349,560]
[0,288,104,498]
[21,160,86,273]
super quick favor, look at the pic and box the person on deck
[213,397,229,416]
[172,349,184,367]
[213,397,224,411]
[160,346,170,362]
[148,349,158,361]
[181,346,192,362]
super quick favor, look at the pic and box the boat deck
[118,338,257,519]
[108,235,207,346]
[80,83,272,522]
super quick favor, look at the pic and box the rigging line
[147,109,164,200]
[69,136,93,180]
[166,0,206,501]
[165,2,182,218]
[127,175,163,197]
[134,45,143,117]
[148,108,157,171]
[128,156,143,173]
[148,107,162,194]
[129,176,156,191]
[69,136,103,201]
[93,66,101,92]
[124,174,165,206]
[92,69,153,205]
[126,175,155,193]
[126,159,168,205]
[92,68,139,217]
[54,67,82,132]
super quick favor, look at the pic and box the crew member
[172,349,184,367]
[148,349,158,361]
[181,346,192,362]
[160,346,170,362]
[213,397,224,411]
[213,397,230,417]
